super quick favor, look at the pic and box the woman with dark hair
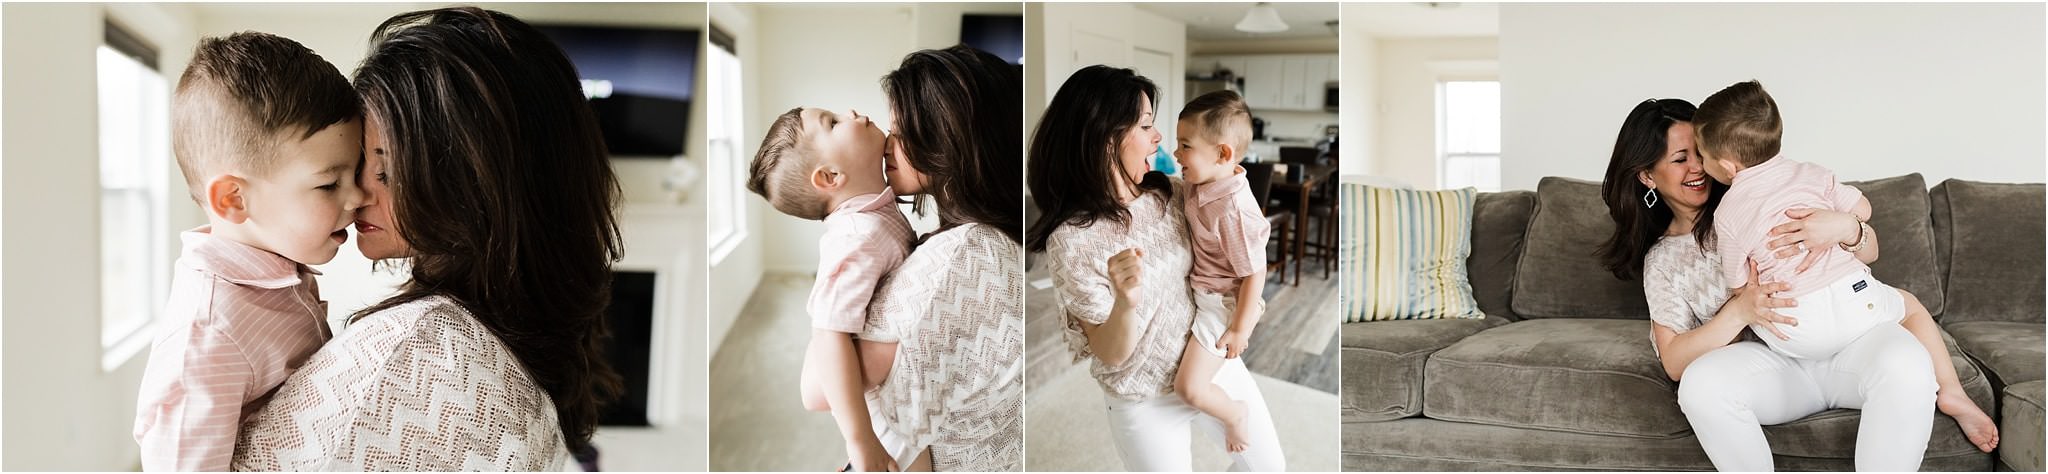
[1598,98,1996,470]
[232,7,621,470]
[855,44,1025,471]
[1027,65,1283,470]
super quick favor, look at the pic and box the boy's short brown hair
[171,32,358,202]
[747,107,829,220]
[1693,80,1783,167]
[1178,90,1253,152]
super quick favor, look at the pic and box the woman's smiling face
[884,114,930,196]
[354,111,411,260]
[1641,121,1711,215]
[1113,93,1161,198]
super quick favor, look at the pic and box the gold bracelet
[1840,220,1872,253]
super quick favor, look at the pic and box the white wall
[1500,3,2046,191]
[1373,37,1496,189]
[1029,2,1187,155]
[3,3,197,469]
[1337,11,1378,177]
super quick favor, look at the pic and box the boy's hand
[1217,328,1251,359]
[847,437,898,472]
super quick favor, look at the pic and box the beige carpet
[709,274,854,471]
[1024,365,1339,471]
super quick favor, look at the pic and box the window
[98,21,172,370]
[706,26,746,263]
[1438,80,1500,192]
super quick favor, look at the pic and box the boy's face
[1695,142,1738,185]
[801,108,888,196]
[1173,121,1237,185]
[239,120,366,265]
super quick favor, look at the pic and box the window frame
[97,19,172,371]
[705,25,747,264]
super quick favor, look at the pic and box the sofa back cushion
[1844,174,1944,317]
[1467,191,1535,320]
[1931,179,2045,323]
[1511,177,1651,319]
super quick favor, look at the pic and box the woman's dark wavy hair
[351,6,622,451]
[1598,98,1726,280]
[1025,65,1170,253]
[881,45,1022,242]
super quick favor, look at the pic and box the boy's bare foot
[1223,400,1251,453]
[1937,389,1999,452]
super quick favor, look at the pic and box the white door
[1071,29,1126,73]
[1132,47,1176,149]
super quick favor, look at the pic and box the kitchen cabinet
[1190,53,1337,111]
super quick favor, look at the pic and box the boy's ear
[1215,142,1239,165]
[809,166,841,193]
[205,175,251,224]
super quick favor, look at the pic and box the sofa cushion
[1946,321,2045,386]
[1844,174,1945,317]
[2002,380,2045,472]
[1512,178,1650,320]
[1424,319,1684,437]
[1340,317,1507,422]
[1341,414,1994,471]
[1341,185,1484,321]
[1931,179,2046,323]
[1467,191,1535,321]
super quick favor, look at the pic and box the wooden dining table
[1270,162,1337,285]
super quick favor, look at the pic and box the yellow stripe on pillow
[1340,184,1484,322]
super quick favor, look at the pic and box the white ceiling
[1343,3,1498,38]
[1137,2,1341,41]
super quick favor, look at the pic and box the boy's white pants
[1102,358,1286,471]
[1676,324,1937,471]
[1756,270,1905,360]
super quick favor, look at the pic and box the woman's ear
[1637,169,1656,189]
[206,175,251,224]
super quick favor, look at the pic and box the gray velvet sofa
[1340,175,2044,471]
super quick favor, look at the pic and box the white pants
[1103,358,1285,471]
[1191,291,1237,357]
[1676,325,1937,471]
[1759,271,1905,360]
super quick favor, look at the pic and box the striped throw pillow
[1340,184,1484,322]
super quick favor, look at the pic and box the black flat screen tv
[538,24,699,158]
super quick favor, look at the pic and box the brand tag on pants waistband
[1852,280,1868,293]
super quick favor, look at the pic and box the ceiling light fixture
[1235,2,1290,34]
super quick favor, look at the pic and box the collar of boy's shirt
[831,186,900,216]
[180,225,319,290]
[1193,166,1250,208]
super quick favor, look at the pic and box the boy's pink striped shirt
[1711,155,1867,297]
[1186,167,1271,296]
[133,226,331,471]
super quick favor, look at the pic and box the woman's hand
[1728,260,1800,340]
[846,438,899,472]
[1107,248,1146,309]
[1767,208,1864,272]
